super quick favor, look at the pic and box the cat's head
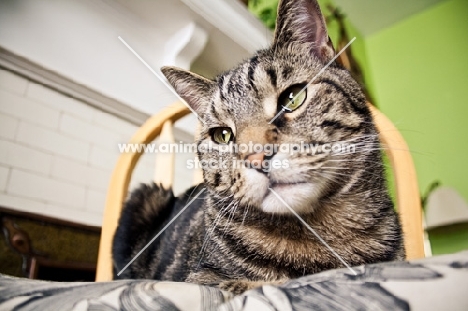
[162,0,375,214]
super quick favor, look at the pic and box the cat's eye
[211,127,234,144]
[278,84,307,112]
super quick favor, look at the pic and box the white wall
[0,68,194,226]
[0,0,178,116]
[0,0,264,134]
[0,0,270,226]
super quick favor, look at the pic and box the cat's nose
[245,152,265,167]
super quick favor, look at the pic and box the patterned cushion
[1,251,467,310]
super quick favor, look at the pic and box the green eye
[278,84,307,112]
[211,127,234,144]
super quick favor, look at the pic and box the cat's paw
[218,280,286,295]
[218,280,256,295]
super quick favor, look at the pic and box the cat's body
[113,0,404,294]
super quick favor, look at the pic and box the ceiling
[333,0,448,36]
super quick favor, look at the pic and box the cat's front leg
[187,268,287,295]
[218,279,287,295]
[186,270,227,287]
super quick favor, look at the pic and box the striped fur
[113,0,404,294]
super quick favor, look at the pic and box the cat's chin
[261,183,318,214]
[242,170,322,214]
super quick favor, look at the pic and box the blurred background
[0,0,467,280]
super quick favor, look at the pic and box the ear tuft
[161,66,215,113]
[273,0,335,62]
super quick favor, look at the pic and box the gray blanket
[1,251,467,311]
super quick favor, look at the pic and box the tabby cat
[113,0,404,294]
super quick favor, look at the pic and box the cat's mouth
[242,169,322,213]
[261,181,318,214]
[269,182,308,190]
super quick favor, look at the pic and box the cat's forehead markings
[251,64,277,95]
[220,70,243,104]
[265,67,278,89]
[281,66,294,81]
[210,101,221,120]
[209,91,228,124]
[263,95,278,119]
[210,90,236,133]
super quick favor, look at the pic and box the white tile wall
[0,113,19,140]
[7,169,86,209]
[86,166,112,191]
[93,110,137,137]
[26,83,95,122]
[0,140,53,175]
[85,188,107,213]
[46,204,103,226]
[0,69,195,226]
[16,121,91,162]
[0,166,9,192]
[0,193,48,214]
[0,69,28,95]
[88,145,119,171]
[0,89,61,129]
[59,113,125,150]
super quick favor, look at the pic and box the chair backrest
[368,104,425,259]
[95,101,425,281]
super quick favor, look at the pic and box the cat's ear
[273,0,335,62]
[161,66,215,113]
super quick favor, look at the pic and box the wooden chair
[95,101,425,281]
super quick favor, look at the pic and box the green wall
[317,0,371,89]
[365,0,468,204]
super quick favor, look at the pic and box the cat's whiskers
[328,133,379,144]
[345,146,414,155]
[308,171,337,184]
[326,158,389,165]
[241,203,251,226]
[316,166,386,185]
[325,159,393,170]
[207,195,236,229]
[331,134,427,157]
[314,170,356,180]
[223,201,240,238]
[319,166,351,170]
[198,196,235,264]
